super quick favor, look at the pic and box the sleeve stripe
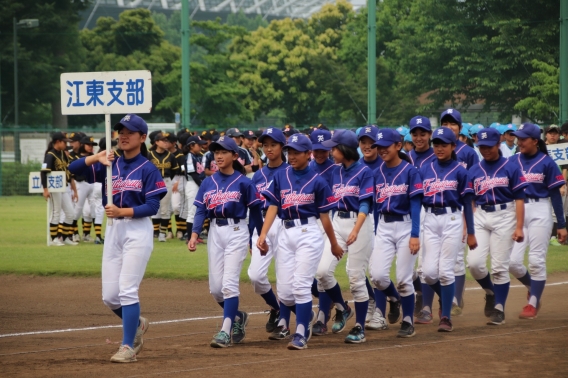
[146,187,167,196]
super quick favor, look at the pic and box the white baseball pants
[152,177,172,220]
[468,203,516,284]
[83,182,104,224]
[102,217,153,309]
[73,181,93,220]
[277,218,323,306]
[248,218,281,295]
[207,219,249,303]
[171,175,185,216]
[184,178,199,223]
[509,200,553,281]
[49,190,74,224]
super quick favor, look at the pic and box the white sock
[296,324,305,337]
[335,303,345,312]
[388,297,398,303]
[403,315,412,324]
[452,297,458,305]
[529,295,538,307]
[423,306,431,313]
[317,310,325,323]
[495,304,504,312]
[484,288,495,295]
[376,308,384,317]
[221,317,232,334]
[278,318,287,328]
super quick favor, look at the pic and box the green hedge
[1,162,42,196]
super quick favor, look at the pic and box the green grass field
[1,196,567,285]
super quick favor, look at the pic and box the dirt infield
[1,274,567,377]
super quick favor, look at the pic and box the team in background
[41,112,568,361]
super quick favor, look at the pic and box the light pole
[13,18,39,127]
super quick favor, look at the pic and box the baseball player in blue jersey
[467,127,527,325]
[419,127,477,332]
[308,129,336,181]
[508,123,567,319]
[408,116,438,324]
[440,108,479,316]
[257,133,341,350]
[69,114,167,363]
[187,136,263,348]
[182,135,207,242]
[311,129,374,343]
[371,128,423,338]
[248,128,290,338]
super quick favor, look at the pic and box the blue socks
[278,301,291,328]
[318,290,332,323]
[260,289,280,311]
[476,273,495,295]
[112,307,123,318]
[311,279,320,298]
[223,296,239,328]
[354,300,368,329]
[440,283,455,319]
[400,294,415,324]
[530,279,546,306]
[429,280,442,297]
[383,281,400,301]
[493,282,509,310]
[517,271,532,289]
[373,288,387,317]
[325,283,347,309]
[121,303,140,347]
[412,277,422,294]
[421,282,435,311]
[295,302,312,338]
[365,277,375,301]
[454,274,466,304]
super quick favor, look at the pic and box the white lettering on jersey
[112,177,143,195]
[330,184,360,201]
[522,171,545,183]
[280,189,314,209]
[204,190,242,209]
[473,177,509,195]
[375,183,408,203]
[423,178,458,196]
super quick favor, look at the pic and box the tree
[514,60,559,123]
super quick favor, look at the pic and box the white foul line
[1,281,567,339]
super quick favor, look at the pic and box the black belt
[215,218,241,226]
[283,219,309,229]
[479,203,508,212]
[524,197,540,203]
[379,213,407,223]
[425,206,460,215]
[337,211,357,219]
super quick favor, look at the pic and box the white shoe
[366,299,376,323]
[176,231,184,240]
[166,232,173,240]
[83,234,93,242]
[72,234,80,242]
[50,239,65,247]
[158,233,166,242]
[133,317,149,354]
[110,345,136,363]
[366,310,389,330]
[64,238,78,246]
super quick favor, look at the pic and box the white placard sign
[60,70,152,115]
[29,171,67,193]
[547,142,568,166]
[20,139,48,163]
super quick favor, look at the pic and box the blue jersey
[252,162,290,210]
[187,152,205,179]
[468,157,528,206]
[308,159,337,184]
[204,151,218,173]
[409,147,436,169]
[194,171,261,220]
[69,153,167,208]
[420,159,473,208]
[512,151,565,198]
[359,156,382,171]
[455,141,479,170]
[374,161,422,215]
[261,166,333,220]
[328,161,374,212]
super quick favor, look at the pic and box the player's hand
[188,234,198,251]
[104,204,122,218]
[467,234,478,250]
[346,230,358,246]
[409,237,420,255]
[331,243,344,260]
[557,228,567,244]
[512,227,524,243]
[172,182,179,193]
[256,234,269,256]
[43,188,50,200]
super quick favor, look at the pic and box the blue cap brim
[114,122,140,133]
[320,139,338,148]
[476,140,500,147]
[311,143,330,151]
[409,125,432,132]
[209,141,238,153]
[511,131,531,139]
[284,143,310,152]
[432,137,455,144]
[358,134,376,142]
[372,140,395,148]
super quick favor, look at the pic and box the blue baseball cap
[321,129,359,149]
[512,123,541,139]
[476,128,501,147]
[113,114,148,135]
[404,133,413,143]
[503,123,517,133]
[489,122,500,129]
[440,108,462,126]
[409,116,432,132]
[469,124,484,135]
[258,127,286,145]
[432,127,457,144]
[284,133,312,152]
[373,128,402,148]
[357,125,380,142]
[310,129,332,150]
[460,124,470,137]
[396,126,409,137]
[209,135,240,153]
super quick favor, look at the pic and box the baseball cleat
[110,345,137,363]
[550,236,561,247]
[527,291,542,312]
[487,309,505,325]
[268,325,290,340]
[366,299,376,323]
[232,311,249,344]
[344,325,366,344]
[210,331,231,348]
[366,310,389,330]
[95,237,104,245]
[312,320,328,336]
[331,303,353,333]
[158,233,166,242]
[438,316,453,332]
[72,234,80,242]
[387,300,401,324]
[306,310,315,341]
[451,303,463,317]
[64,238,78,246]
[133,317,149,354]
[166,232,174,240]
[50,239,65,247]
[415,310,433,325]
[83,234,92,242]
[265,309,279,333]
[414,293,423,317]
[176,231,184,240]
[519,304,538,319]
[287,333,308,350]
[397,321,416,338]
[484,294,495,317]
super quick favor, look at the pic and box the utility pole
[181,0,191,129]
[367,0,376,124]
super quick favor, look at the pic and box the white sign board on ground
[547,142,568,166]
[29,172,67,193]
[20,139,47,163]
[60,70,152,115]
